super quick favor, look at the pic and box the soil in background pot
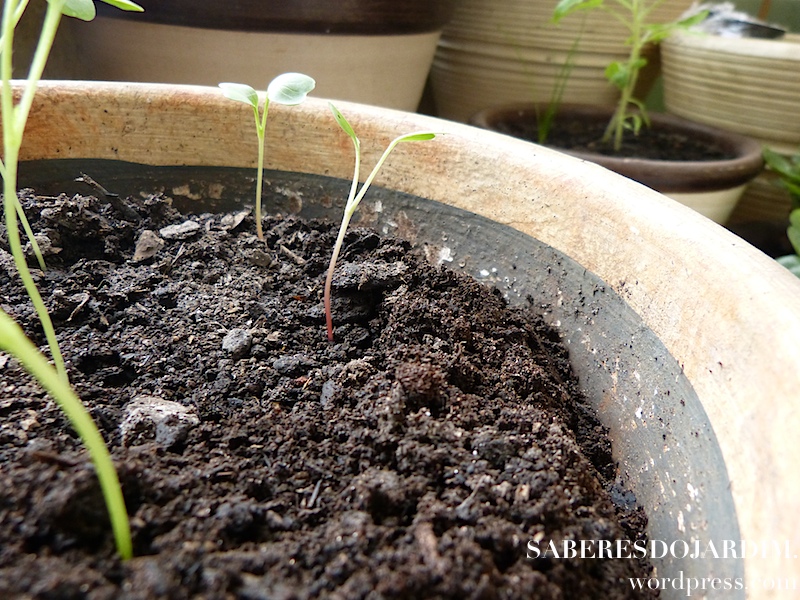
[495,117,734,162]
[0,185,657,598]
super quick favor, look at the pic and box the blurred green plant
[763,147,800,277]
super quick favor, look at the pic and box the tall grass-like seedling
[553,0,705,151]
[324,103,438,342]
[1,0,143,560]
[536,14,586,145]
[219,74,315,240]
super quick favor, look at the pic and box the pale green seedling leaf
[785,181,800,202]
[646,11,707,44]
[631,98,650,127]
[267,73,316,106]
[675,10,709,29]
[219,82,259,108]
[98,0,144,11]
[329,102,359,144]
[764,147,800,184]
[323,104,439,342]
[764,147,800,207]
[623,114,643,135]
[59,0,96,21]
[396,132,438,142]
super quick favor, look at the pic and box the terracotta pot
[11,81,800,596]
[662,30,800,225]
[470,103,765,224]
[60,1,455,111]
[662,31,800,154]
[429,0,692,122]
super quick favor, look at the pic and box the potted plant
[469,0,765,225]
[1,5,661,591]
[3,76,800,598]
[3,3,800,595]
[429,0,693,122]
[57,0,456,111]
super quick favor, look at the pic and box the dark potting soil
[496,118,734,162]
[0,187,657,598]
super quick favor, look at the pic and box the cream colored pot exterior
[662,31,800,154]
[663,31,800,223]
[63,17,440,112]
[12,82,800,597]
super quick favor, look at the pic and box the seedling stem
[324,102,438,342]
[219,74,315,240]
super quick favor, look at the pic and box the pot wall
[65,17,440,111]
[11,81,800,597]
[662,32,800,154]
[662,31,800,223]
[59,2,456,111]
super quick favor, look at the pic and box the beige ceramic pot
[429,0,692,122]
[60,0,455,112]
[471,103,765,224]
[662,30,800,223]
[11,81,800,597]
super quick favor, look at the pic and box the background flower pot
[10,81,800,596]
[429,0,692,122]
[470,103,765,224]
[662,30,800,225]
[56,0,455,111]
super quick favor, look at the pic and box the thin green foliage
[323,102,438,342]
[1,0,143,560]
[537,13,586,145]
[219,73,315,240]
[553,0,706,151]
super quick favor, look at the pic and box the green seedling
[219,73,315,240]
[0,309,132,559]
[763,146,800,277]
[553,0,706,151]
[324,102,438,342]
[1,0,143,560]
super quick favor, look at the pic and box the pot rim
[469,102,765,193]
[95,0,456,35]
